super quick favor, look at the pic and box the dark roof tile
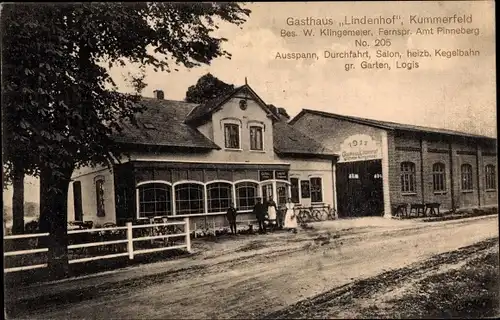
[113,98,220,149]
[273,120,337,156]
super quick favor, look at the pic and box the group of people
[226,197,298,235]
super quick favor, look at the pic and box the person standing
[284,198,298,233]
[253,197,266,234]
[267,196,277,231]
[226,203,238,235]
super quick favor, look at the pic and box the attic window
[239,99,247,110]
[143,123,156,130]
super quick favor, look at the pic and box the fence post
[126,222,134,260]
[184,217,191,253]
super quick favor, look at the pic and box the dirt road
[6,215,499,319]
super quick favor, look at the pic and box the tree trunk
[38,167,50,234]
[39,164,74,279]
[12,163,25,235]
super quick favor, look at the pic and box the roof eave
[394,128,497,141]
[275,148,339,161]
[115,141,221,151]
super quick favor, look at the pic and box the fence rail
[3,218,191,273]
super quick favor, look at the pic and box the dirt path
[264,238,499,319]
[6,215,498,319]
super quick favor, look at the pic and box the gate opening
[336,159,384,218]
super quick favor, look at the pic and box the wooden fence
[3,218,191,273]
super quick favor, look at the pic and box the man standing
[226,203,238,235]
[253,197,267,234]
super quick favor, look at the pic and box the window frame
[432,162,446,193]
[174,182,206,215]
[94,176,106,217]
[249,125,264,151]
[73,181,83,221]
[224,123,241,150]
[460,163,473,192]
[206,181,234,213]
[235,181,259,212]
[290,177,300,204]
[310,177,323,203]
[485,164,496,191]
[136,181,173,219]
[400,162,417,194]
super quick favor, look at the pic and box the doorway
[261,183,273,203]
[336,159,384,218]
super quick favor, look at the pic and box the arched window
[461,164,473,191]
[137,183,172,218]
[175,183,204,215]
[485,165,496,190]
[207,182,233,213]
[400,162,416,193]
[94,176,106,217]
[235,182,258,211]
[432,162,446,192]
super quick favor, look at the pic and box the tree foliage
[1,2,251,276]
[185,73,235,103]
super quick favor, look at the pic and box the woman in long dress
[284,198,298,233]
[266,197,277,230]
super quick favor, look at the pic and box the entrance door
[336,160,384,217]
[261,183,273,203]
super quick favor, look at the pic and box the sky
[3,1,497,207]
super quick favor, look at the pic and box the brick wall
[388,131,497,212]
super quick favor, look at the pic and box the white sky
[4,1,497,207]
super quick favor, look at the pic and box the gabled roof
[112,98,220,150]
[273,120,337,158]
[184,84,279,124]
[112,96,335,158]
[290,109,497,141]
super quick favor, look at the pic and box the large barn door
[336,160,384,217]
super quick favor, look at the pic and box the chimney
[153,89,164,100]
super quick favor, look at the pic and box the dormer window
[224,123,240,149]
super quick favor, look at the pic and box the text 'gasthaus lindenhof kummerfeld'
[275,14,481,72]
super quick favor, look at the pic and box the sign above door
[339,134,382,163]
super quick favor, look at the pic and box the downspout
[449,142,455,210]
[420,137,425,204]
[332,157,338,218]
[476,143,481,207]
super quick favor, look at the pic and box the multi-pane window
[175,183,204,215]
[138,183,172,218]
[277,184,288,205]
[432,163,446,192]
[310,177,323,203]
[224,124,240,149]
[95,177,105,217]
[207,182,232,213]
[400,162,416,193]
[290,178,300,203]
[461,164,473,191]
[235,182,258,211]
[250,126,263,150]
[485,165,496,190]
